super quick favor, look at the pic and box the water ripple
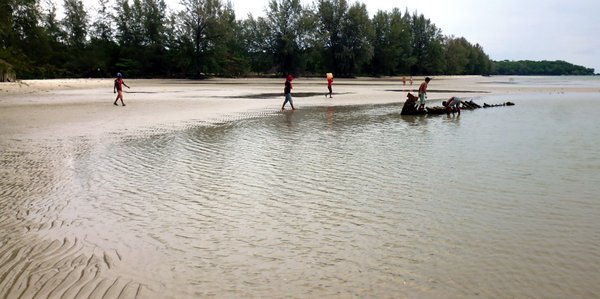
[2,97,600,298]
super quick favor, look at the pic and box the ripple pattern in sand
[0,139,149,299]
[2,98,600,298]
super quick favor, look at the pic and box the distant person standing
[113,73,130,106]
[418,77,431,111]
[326,73,333,98]
[281,75,296,110]
[409,76,413,86]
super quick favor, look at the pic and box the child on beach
[418,77,431,111]
[281,75,295,110]
[113,73,130,106]
[326,73,333,98]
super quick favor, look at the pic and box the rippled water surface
[2,91,600,298]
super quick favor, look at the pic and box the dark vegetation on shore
[0,0,594,80]
[492,60,594,76]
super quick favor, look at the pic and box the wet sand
[1,76,599,298]
[2,76,596,140]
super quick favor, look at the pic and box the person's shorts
[285,93,293,104]
[419,93,426,105]
[117,90,123,97]
[449,98,461,108]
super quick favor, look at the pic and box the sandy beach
[2,76,596,140]
[2,76,600,298]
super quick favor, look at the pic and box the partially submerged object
[401,92,514,115]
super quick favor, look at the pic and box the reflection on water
[2,93,600,298]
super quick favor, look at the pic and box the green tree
[142,0,166,45]
[40,0,69,77]
[136,0,168,76]
[4,0,56,77]
[238,15,273,75]
[369,8,411,75]
[337,2,373,76]
[4,0,564,79]
[444,37,470,74]
[263,0,308,75]
[492,60,593,75]
[317,0,347,75]
[114,0,133,46]
[467,43,491,74]
[175,0,232,77]
[62,0,88,48]
[88,0,119,77]
[91,0,113,41]
[410,12,444,75]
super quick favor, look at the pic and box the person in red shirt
[326,73,333,98]
[113,73,130,106]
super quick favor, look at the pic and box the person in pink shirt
[113,73,130,106]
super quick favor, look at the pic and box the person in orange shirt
[326,74,333,98]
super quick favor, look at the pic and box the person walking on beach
[326,73,333,98]
[418,77,431,111]
[281,75,295,110]
[113,73,130,106]
[443,96,461,116]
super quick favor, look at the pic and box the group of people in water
[113,72,460,116]
[281,74,460,115]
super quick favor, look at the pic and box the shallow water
[2,88,600,298]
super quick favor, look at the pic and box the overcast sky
[229,0,600,72]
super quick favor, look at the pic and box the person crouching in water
[281,75,296,110]
[443,96,461,115]
[113,73,130,106]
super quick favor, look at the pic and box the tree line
[492,60,594,76]
[1,0,592,79]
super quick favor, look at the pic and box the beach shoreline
[2,76,597,141]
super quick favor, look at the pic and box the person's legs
[282,93,291,110]
[418,93,426,110]
[328,86,332,98]
[288,94,295,110]
[118,91,125,106]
